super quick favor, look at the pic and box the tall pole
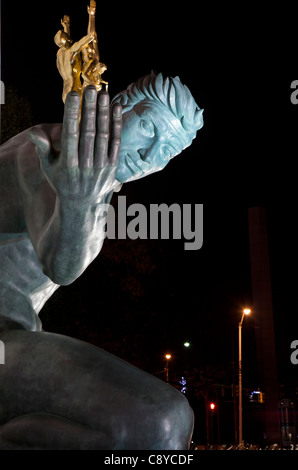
[238,316,243,446]
[165,354,171,383]
[248,207,280,443]
[232,339,238,444]
[165,361,169,383]
[238,308,251,447]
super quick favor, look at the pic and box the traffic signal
[258,392,264,404]
[209,402,216,411]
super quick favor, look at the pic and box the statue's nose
[138,141,160,164]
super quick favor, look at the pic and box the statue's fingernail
[113,104,122,117]
[85,86,97,102]
[98,92,109,107]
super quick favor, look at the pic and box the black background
[1,0,298,444]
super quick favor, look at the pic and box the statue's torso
[0,124,63,331]
[0,233,59,331]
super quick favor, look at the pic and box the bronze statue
[0,1,204,450]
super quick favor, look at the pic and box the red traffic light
[209,402,216,410]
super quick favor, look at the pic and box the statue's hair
[112,72,203,135]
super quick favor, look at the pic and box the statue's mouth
[124,154,149,174]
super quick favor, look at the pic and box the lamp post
[238,308,251,447]
[165,354,172,383]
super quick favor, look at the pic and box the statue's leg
[0,320,194,450]
[0,413,109,450]
[81,61,93,85]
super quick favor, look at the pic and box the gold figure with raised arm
[54,1,108,106]
[54,15,94,103]
[81,0,108,92]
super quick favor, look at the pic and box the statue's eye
[161,145,172,159]
[139,119,154,138]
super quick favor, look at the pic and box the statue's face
[116,101,194,183]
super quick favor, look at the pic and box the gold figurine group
[54,0,108,105]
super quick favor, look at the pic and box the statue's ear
[195,108,204,129]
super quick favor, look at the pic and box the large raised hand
[25,87,122,285]
[29,86,122,206]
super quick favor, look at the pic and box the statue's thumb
[27,128,52,162]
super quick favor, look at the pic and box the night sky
[1,0,298,440]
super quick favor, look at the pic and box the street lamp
[165,354,172,383]
[238,308,251,446]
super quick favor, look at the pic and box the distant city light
[179,376,187,394]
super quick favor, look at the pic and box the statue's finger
[94,91,109,169]
[27,128,52,165]
[79,86,97,168]
[61,91,80,168]
[108,104,122,166]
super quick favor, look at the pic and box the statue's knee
[147,389,194,450]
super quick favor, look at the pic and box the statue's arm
[61,15,70,35]
[87,1,99,57]
[70,34,94,53]
[21,88,121,285]
[87,1,96,35]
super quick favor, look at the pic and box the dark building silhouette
[248,206,280,443]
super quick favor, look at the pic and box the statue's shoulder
[0,122,62,204]
[1,123,62,175]
[0,123,62,157]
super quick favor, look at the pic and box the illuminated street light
[239,308,251,447]
[165,354,172,383]
[184,342,190,348]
